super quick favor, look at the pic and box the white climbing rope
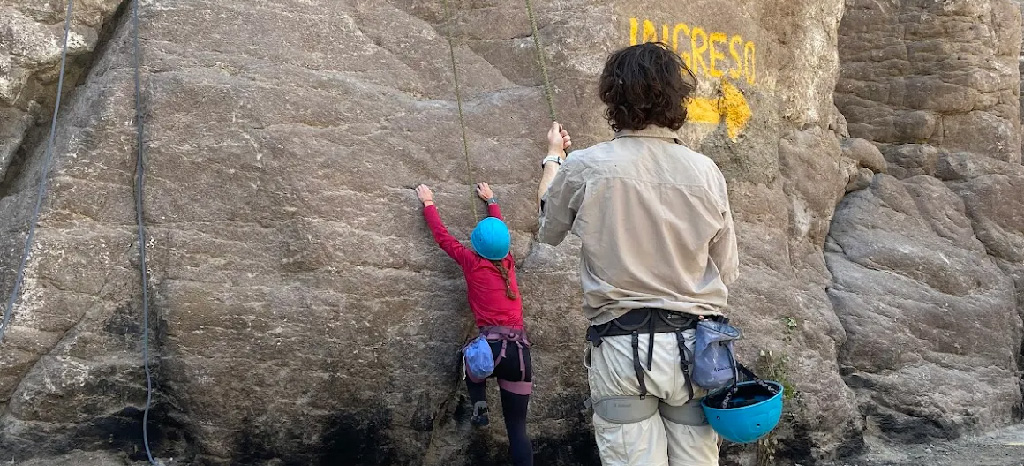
[0,0,75,344]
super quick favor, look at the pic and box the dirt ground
[823,424,1024,466]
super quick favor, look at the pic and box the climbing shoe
[471,401,489,427]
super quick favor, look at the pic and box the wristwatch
[541,155,562,169]
[486,197,498,205]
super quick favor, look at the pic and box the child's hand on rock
[476,182,494,201]
[416,184,434,206]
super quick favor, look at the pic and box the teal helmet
[702,381,784,444]
[470,217,511,260]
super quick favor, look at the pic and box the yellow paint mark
[630,18,663,45]
[687,97,721,125]
[744,41,757,85]
[728,35,743,79]
[708,32,727,78]
[720,80,751,139]
[685,79,751,140]
[672,23,692,69]
[691,27,708,77]
[643,19,659,43]
[627,17,758,86]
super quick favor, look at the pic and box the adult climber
[536,42,738,465]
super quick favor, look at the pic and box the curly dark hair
[598,42,697,131]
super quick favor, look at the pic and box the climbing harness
[132,0,158,462]
[584,310,779,430]
[585,394,707,426]
[462,326,532,408]
[587,308,703,400]
[0,0,75,345]
[463,326,531,429]
[473,327,531,377]
[584,309,727,426]
[659,397,708,426]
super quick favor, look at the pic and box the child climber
[415,182,533,466]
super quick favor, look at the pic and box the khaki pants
[587,332,720,466]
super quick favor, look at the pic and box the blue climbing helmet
[702,380,784,444]
[470,217,510,260]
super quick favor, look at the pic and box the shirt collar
[613,126,682,143]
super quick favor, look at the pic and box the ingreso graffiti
[630,18,757,86]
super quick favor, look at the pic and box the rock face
[1018,0,1024,156]
[0,0,125,181]
[837,0,1022,164]
[0,1,1020,466]
[827,175,1020,441]
[834,0,1024,448]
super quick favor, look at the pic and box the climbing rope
[131,0,158,463]
[524,0,573,156]
[441,0,480,221]
[437,0,566,222]
[0,0,74,345]
[524,0,558,124]
[0,1,559,459]
[0,2,156,462]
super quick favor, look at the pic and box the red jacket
[423,203,524,329]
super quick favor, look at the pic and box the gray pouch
[692,320,742,390]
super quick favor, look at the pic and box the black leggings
[466,341,533,466]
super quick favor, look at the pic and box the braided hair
[490,260,517,299]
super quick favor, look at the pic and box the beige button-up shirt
[538,126,738,325]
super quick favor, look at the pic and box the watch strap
[541,155,563,169]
